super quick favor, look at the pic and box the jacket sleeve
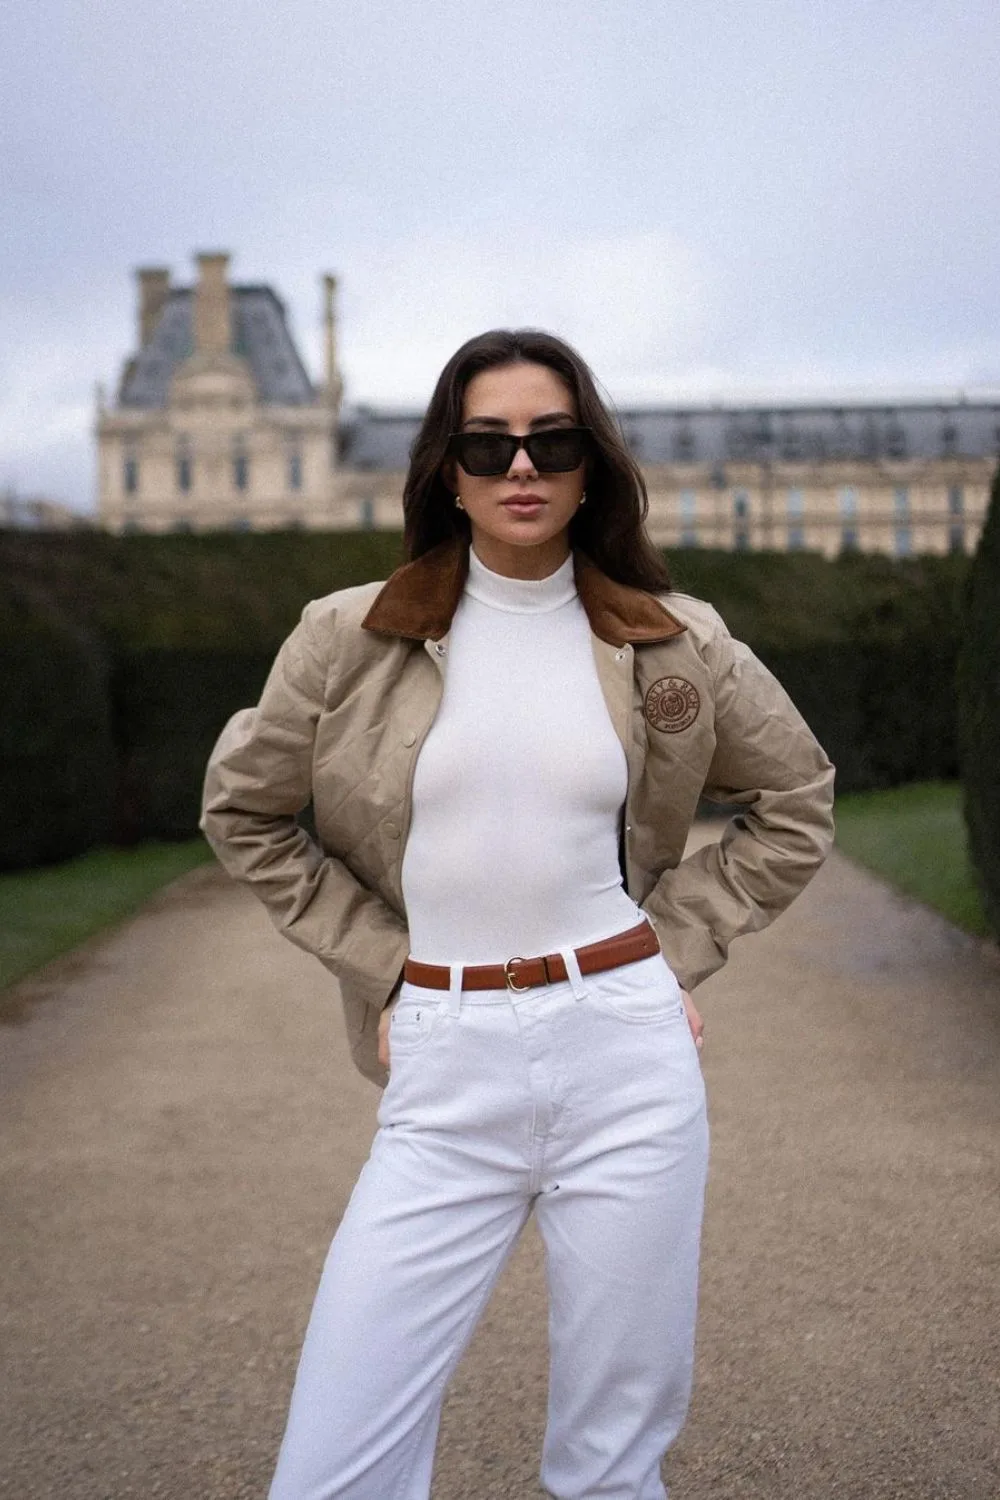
[199,605,410,1016]
[641,621,835,991]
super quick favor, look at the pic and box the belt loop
[445,964,463,1017]
[559,945,588,1001]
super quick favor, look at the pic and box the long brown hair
[403,329,672,591]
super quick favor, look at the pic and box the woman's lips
[501,496,546,514]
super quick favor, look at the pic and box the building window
[787,525,805,551]
[673,425,696,462]
[233,444,250,492]
[941,421,958,456]
[288,449,303,491]
[678,489,697,547]
[840,526,858,553]
[229,516,251,532]
[832,414,852,460]
[733,489,750,519]
[172,517,193,534]
[787,487,804,518]
[176,440,192,493]
[733,527,750,552]
[359,496,375,530]
[884,419,907,459]
[893,486,910,517]
[948,484,964,517]
[949,525,965,554]
[754,412,773,447]
[894,525,912,557]
[838,485,859,518]
[123,451,139,494]
[123,517,143,533]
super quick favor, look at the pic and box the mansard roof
[119,285,315,408]
[339,397,1000,470]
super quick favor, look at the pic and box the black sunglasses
[447,426,591,477]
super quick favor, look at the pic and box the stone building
[339,400,997,558]
[98,254,998,555]
[97,253,343,532]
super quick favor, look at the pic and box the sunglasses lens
[453,434,515,475]
[527,429,587,472]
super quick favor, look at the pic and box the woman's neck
[467,528,571,580]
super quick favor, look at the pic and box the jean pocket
[586,953,685,1025]
[387,990,445,1054]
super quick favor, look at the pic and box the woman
[201,329,835,1500]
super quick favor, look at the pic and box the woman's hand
[378,996,397,1072]
[681,989,704,1051]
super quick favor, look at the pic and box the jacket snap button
[434,642,446,656]
[402,730,416,747]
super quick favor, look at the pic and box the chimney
[193,252,232,357]
[136,267,171,347]
[323,273,343,409]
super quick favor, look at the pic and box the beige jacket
[201,541,835,1086]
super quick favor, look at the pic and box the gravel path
[2,838,998,1499]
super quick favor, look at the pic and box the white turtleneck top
[400,549,642,965]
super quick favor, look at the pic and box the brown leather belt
[403,919,660,994]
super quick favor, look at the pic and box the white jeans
[269,951,709,1500]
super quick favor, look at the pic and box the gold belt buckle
[504,956,531,993]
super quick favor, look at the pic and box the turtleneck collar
[465,548,577,614]
[361,539,687,646]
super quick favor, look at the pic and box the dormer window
[673,425,696,462]
[884,416,906,459]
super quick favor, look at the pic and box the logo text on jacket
[644,676,700,734]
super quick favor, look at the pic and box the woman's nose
[507,440,537,479]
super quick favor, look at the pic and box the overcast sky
[3,0,998,513]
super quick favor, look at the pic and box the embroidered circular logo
[644,676,700,734]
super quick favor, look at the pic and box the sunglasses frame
[446,425,592,477]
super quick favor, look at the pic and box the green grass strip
[835,781,990,938]
[0,840,214,990]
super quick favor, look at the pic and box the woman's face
[448,360,586,578]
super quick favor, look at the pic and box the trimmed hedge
[958,464,1000,936]
[0,581,116,868]
[111,649,276,841]
[0,528,971,867]
[672,549,966,795]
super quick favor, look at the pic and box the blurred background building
[97,253,342,534]
[1,488,91,530]
[97,254,996,556]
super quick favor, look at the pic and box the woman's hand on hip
[681,989,704,1051]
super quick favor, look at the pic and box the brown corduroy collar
[361,540,686,647]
